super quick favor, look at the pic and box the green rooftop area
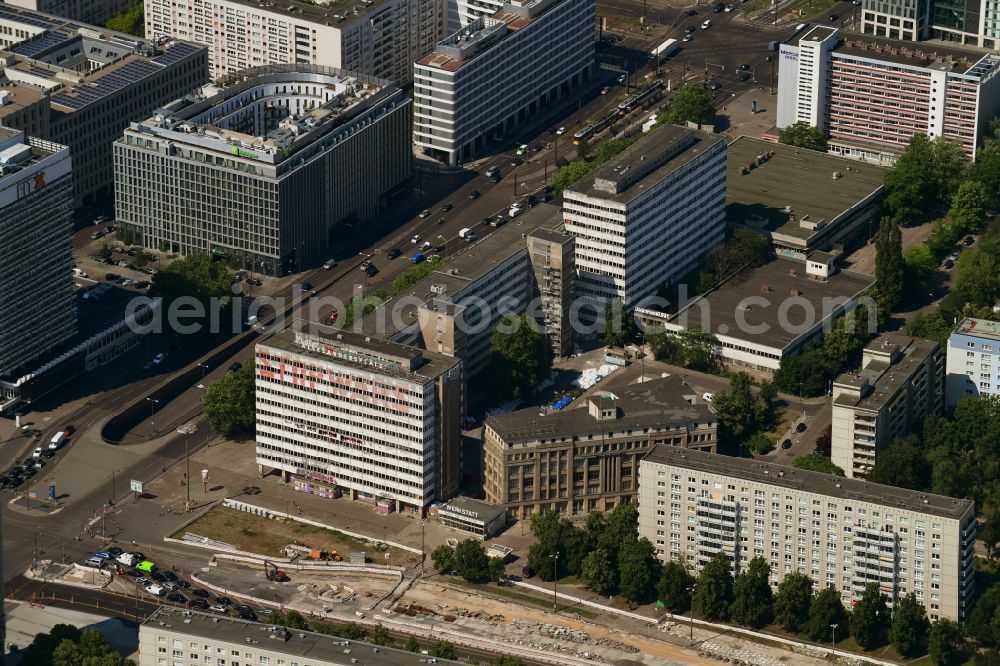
[725,136,887,243]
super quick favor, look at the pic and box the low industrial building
[726,136,887,260]
[437,495,506,538]
[115,65,412,275]
[635,256,876,373]
[832,334,944,478]
[139,607,465,666]
[482,375,718,520]
[361,204,573,374]
[0,4,208,204]
[945,317,1000,408]
[638,446,976,622]
[255,325,464,515]
[564,124,728,307]
[413,0,595,166]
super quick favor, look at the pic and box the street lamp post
[830,623,838,656]
[178,423,197,511]
[687,584,697,645]
[196,362,209,379]
[550,552,559,611]
[146,398,159,437]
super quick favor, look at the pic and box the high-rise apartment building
[413,0,595,166]
[563,124,727,307]
[115,65,411,274]
[145,0,444,83]
[0,128,74,379]
[5,0,130,26]
[831,334,943,478]
[777,26,1000,162]
[0,4,208,203]
[638,446,977,622]
[255,325,464,514]
[945,317,1000,407]
[483,376,718,520]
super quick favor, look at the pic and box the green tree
[269,610,309,629]
[657,560,694,613]
[106,2,144,36]
[453,539,491,584]
[729,556,772,628]
[21,624,83,665]
[693,552,733,621]
[202,361,256,435]
[403,636,421,652]
[968,582,1000,646]
[792,453,844,476]
[331,623,368,640]
[487,556,506,583]
[772,572,813,633]
[981,508,1000,559]
[875,217,905,311]
[647,331,679,363]
[778,122,828,151]
[52,629,134,666]
[866,434,929,490]
[549,160,597,193]
[903,244,940,293]
[852,582,889,650]
[370,626,394,647]
[429,641,457,659]
[617,536,661,607]
[149,252,233,307]
[580,547,617,597]
[949,179,992,233]
[391,257,447,293]
[676,326,720,372]
[729,228,772,268]
[806,586,849,642]
[431,544,455,574]
[884,135,968,223]
[954,250,1000,308]
[603,300,638,347]
[658,83,715,126]
[928,618,965,666]
[890,592,929,657]
[906,309,954,347]
[928,217,963,259]
[710,372,776,443]
[484,315,552,403]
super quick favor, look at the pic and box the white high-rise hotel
[563,124,727,307]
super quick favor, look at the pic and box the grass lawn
[178,506,420,564]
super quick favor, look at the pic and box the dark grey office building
[114,65,412,274]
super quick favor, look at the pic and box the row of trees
[778,122,828,153]
[106,1,144,36]
[549,136,639,192]
[646,326,720,373]
[690,553,957,661]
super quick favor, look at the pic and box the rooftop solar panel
[10,28,73,58]
[152,42,201,66]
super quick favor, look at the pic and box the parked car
[167,593,187,603]
[189,599,210,609]
[964,235,975,246]
[796,422,807,433]
[191,589,210,598]
[702,392,714,403]
[781,439,793,449]
[105,273,122,281]
[209,604,228,613]
[701,19,711,28]
[90,230,104,240]
[145,584,165,596]
[257,608,274,616]
[215,596,233,605]
[152,352,165,365]
[365,264,379,277]
[556,127,567,135]
[387,248,401,259]
[411,234,422,244]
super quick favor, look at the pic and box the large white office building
[946,317,1000,407]
[832,334,943,478]
[638,446,977,622]
[255,325,464,514]
[114,65,412,274]
[777,26,1000,162]
[145,0,444,83]
[413,0,595,166]
[563,124,727,307]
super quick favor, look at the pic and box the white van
[145,584,165,596]
[84,556,105,568]
[71,267,88,278]
[117,552,139,567]
[49,431,66,450]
